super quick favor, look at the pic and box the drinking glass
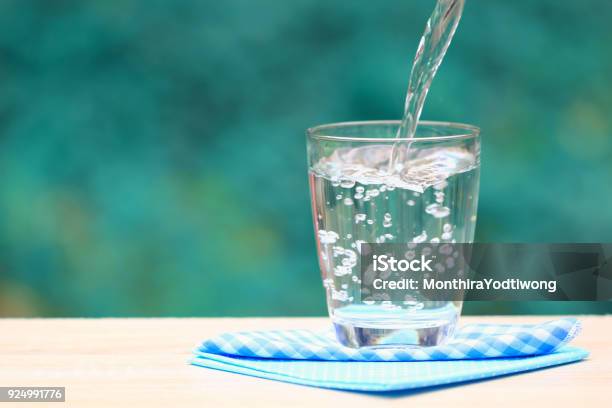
[307,121,480,348]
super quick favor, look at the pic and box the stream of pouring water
[389,0,465,171]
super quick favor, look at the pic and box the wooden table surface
[0,316,609,407]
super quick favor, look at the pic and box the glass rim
[307,120,480,142]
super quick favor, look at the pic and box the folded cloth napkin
[191,318,588,392]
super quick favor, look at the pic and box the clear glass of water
[307,121,480,348]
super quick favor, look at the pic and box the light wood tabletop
[0,316,609,407]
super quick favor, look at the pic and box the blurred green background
[0,0,610,317]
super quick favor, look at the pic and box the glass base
[331,304,460,348]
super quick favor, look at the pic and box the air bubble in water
[430,237,440,244]
[318,230,340,244]
[435,191,445,203]
[340,179,356,188]
[443,223,452,232]
[367,219,374,225]
[336,194,342,200]
[446,257,455,269]
[343,197,354,206]
[383,214,392,228]
[356,186,365,193]
[425,203,450,218]
[354,193,364,200]
[332,289,349,301]
[367,189,380,197]
[334,265,352,276]
[441,231,453,240]
[413,231,427,243]
[340,179,355,188]
[407,200,415,206]
[355,213,366,223]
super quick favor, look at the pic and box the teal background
[0,0,610,316]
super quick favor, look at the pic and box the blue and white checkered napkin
[191,318,588,392]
